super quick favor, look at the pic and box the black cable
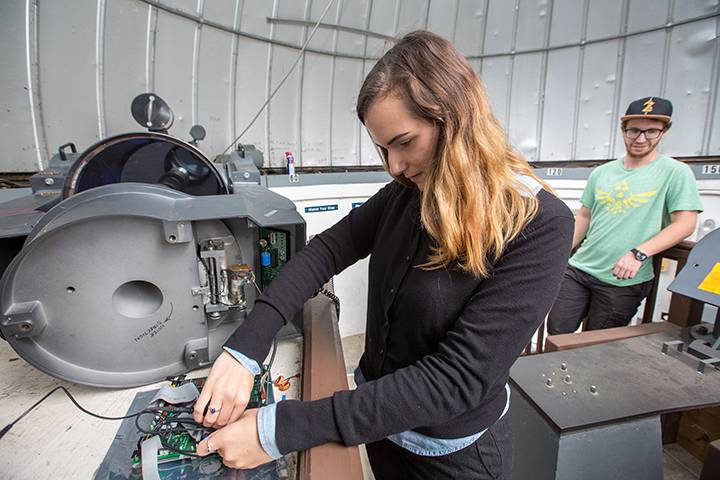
[318,288,341,319]
[0,385,196,440]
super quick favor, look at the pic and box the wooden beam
[298,293,364,480]
[544,321,680,352]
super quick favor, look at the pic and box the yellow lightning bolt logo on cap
[642,98,655,114]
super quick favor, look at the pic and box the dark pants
[547,266,653,335]
[365,412,512,480]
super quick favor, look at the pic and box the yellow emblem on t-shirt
[595,180,657,214]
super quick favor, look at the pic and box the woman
[194,31,573,479]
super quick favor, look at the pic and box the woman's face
[364,95,439,191]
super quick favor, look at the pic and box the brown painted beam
[544,321,680,352]
[298,293,364,480]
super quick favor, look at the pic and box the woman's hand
[193,351,256,427]
[196,409,273,469]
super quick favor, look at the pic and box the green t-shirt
[570,155,703,286]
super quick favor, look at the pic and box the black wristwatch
[631,248,648,262]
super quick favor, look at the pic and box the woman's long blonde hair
[357,31,551,278]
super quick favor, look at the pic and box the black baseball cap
[621,96,673,125]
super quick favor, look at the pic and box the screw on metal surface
[589,385,598,394]
[20,323,32,332]
[243,172,251,179]
[563,375,572,384]
[560,362,568,371]
[168,235,177,243]
[545,378,553,387]
[44,177,55,185]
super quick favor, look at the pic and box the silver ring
[209,406,221,415]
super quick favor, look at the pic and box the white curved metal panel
[575,41,620,160]
[38,0,99,157]
[541,48,580,161]
[152,5,195,137]
[516,0,548,52]
[674,0,719,22]
[233,38,270,151]
[483,0,516,55]
[453,0,488,56]
[301,52,333,166]
[481,56,512,127]
[1,0,719,172]
[586,0,623,41]
[197,27,235,156]
[426,0,458,42]
[332,58,364,165]
[548,0,583,47]
[627,0,669,32]
[509,53,543,161]
[0,0,39,170]
[397,0,430,34]
[103,0,148,136]
[662,17,717,156]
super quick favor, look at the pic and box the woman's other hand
[196,409,272,469]
[193,351,256,427]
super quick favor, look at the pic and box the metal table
[509,329,720,480]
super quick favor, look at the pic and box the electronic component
[130,371,273,474]
[259,228,290,289]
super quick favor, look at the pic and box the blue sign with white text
[305,204,339,213]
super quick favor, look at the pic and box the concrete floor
[340,333,704,480]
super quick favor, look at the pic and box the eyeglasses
[623,127,665,140]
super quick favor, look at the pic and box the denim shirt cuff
[222,346,262,375]
[257,403,283,459]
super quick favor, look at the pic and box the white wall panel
[202,0,238,25]
[233,38,269,151]
[483,0,516,55]
[516,0,548,51]
[1,0,719,172]
[103,0,148,136]
[481,56,512,127]
[541,48,581,160]
[673,0,719,22]
[332,58,364,165]
[37,0,98,156]
[627,0,669,32]
[662,18,717,156]
[575,41,620,159]
[454,0,488,56]
[0,0,40,170]
[268,46,302,166]
[426,0,458,41]
[549,0,583,47]
[397,0,430,34]
[153,7,194,139]
[197,27,234,156]
[508,53,543,160]
[365,0,398,58]
[586,0,623,40]
[301,52,332,166]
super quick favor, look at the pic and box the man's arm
[572,206,591,249]
[612,210,698,280]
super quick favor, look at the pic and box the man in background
[548,97,703,334]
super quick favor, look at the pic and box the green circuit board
[129,373,271,475]
[259,227,290,289]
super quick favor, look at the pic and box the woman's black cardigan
[225,181,574,454]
